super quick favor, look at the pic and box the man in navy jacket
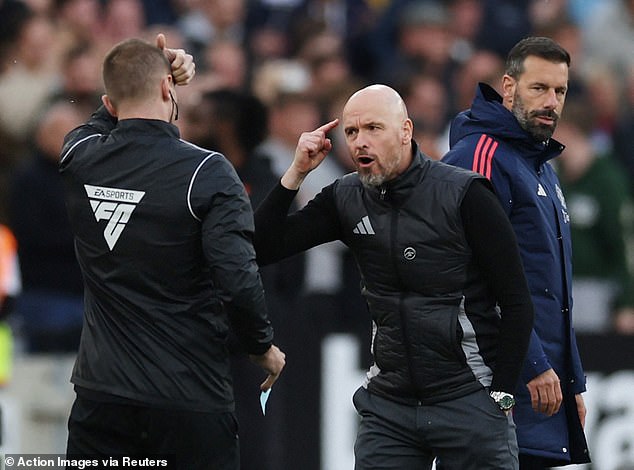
[443,37,590,468]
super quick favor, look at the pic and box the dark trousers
[353,387,519,470]
[66,394,239,470]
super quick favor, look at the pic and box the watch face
[499,395,515,410]
[491,391,515,410]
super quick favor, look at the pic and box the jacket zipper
[388,202,421,402]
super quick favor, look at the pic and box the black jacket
[255,144,533,404]
[59,107,273,412]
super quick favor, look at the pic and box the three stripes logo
[472,134,498,180]
[84,184,145,250]
[353,215,375,235]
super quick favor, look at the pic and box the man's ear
[402,118,413,144]
[502,75,516,105]
[102,94,117,117]
[161,75,173,102]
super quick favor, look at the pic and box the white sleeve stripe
[187,153,219,221]
[60,134,102,163]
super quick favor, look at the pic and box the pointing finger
[315,119,339,134]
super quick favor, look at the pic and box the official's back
[60,108,259,411]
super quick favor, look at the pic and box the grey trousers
[353,386,519,470]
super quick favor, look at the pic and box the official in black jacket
[254,84,533,469]
[59,34,285,469]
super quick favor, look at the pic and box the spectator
[447,0,485,62]
[202,39,248,90]
[403,73,451,159]
[8,102,85,353]
[51,0,105,55]
[475,0,531,59]
[528,0,569,32]
[0,224,20,323]
[0,10,60,128]
[613,65,634,198]
[101,0,146,47]
[297,29,355,100]
[555,98,634,334]
[183,88,277,215]
[176,0,247,60]
[48,42,102,118]
[53,0,102,37]
[251,59,310,106]
[439,50,506,157]
[0,0,32,73]
[372,0,456,87]
[0,223,20,447]
[138,0,178,27]
[447,49,505,129]
[583,65,623,155]
[583,0,634,86]
[257,88,345,470]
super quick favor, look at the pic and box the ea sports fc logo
[84,184,145,250]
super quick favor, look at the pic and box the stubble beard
[358,153,402,189]
[512,92,559,142]
[359,172,386,188]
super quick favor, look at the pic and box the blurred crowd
[0,0,633,465]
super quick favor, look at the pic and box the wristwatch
[489,391,515,411]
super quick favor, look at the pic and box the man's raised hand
[281,119,339,190]
[156,33,195,86]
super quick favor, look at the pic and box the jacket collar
[450,83,564,167]
[116,118,180,139]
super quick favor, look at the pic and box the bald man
[254,84,534,469]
